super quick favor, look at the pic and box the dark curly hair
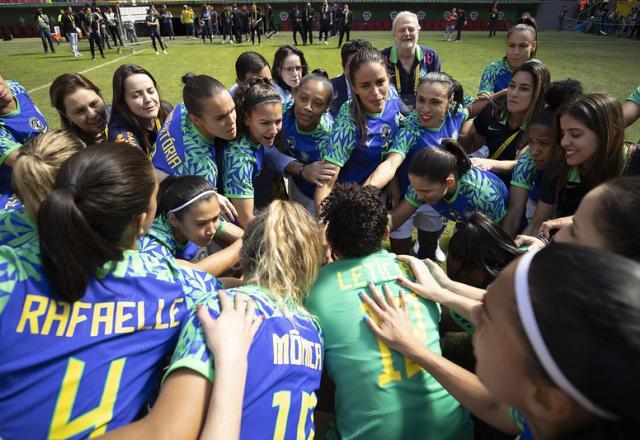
[319,183,387,258]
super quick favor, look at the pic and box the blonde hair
[241,200,324,314]
[13,130,86,218]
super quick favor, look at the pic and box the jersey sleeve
[164,293,220,382]
[473,172,508,222]
[387,123,418,157]
[0,126,21,165]
[478,64,497,96]
[626,85,640,106]
[404,186,423,208]
[222,146,255,199]
[323,102,357,167]
[510,148,535,190]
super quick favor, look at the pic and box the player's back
[0,242,220,439]
[307,250,473,439]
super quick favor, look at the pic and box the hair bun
[182,73,195,85]
[545,79,583,111]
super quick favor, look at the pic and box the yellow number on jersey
[361,291,426,387]
[49,357,126,438]
[272,390,317,440]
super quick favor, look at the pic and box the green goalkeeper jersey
[306,250,472,439]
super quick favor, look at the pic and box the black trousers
[338,25,350,46]
[292,24,305,45]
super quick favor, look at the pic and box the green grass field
[1,30,639,141]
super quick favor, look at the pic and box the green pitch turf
[1,30,639,141]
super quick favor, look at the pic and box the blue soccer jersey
[324,89,404,185]
[166,284,323,440]
[405,167,508,223]
[389,107,468,195]
[222,136,265,199]
[0,194,35,247]
[150,103,219,187]
[0,243,222,438]
[478,58,512,95]
[0,81,48,195]
[281,101,333,199]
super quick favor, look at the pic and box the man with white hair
[381,11,441,109]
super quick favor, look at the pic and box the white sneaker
[163,49,168,54]
[435,244,446,262]
[155,51,159,55]
[324,40,328,45]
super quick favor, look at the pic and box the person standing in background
[96,7,113,50]
[81,7,105,60]
[338,3,352,48]
[559,5,568,30]
[488,3,498,37]
[302,2,314,46]
[221,4,233,43]
[61,7,80,57]
[211,6,220,37]
[318,0,331,44]
[35,8,56,55]
[232,4,243,44]
[181,5,195,39]
[290,4,305,46]
[265,4,276,37]
[331,2,339,37]
[145,7,168,55]
[241,5,250,42]
[105,7,124,46]
[160,5,176,40]
[200,5,213,43]
[455,8,466,42]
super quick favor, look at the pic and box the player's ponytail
[12,130,86,219]
[38,143,156,302]
[409,138,471,183]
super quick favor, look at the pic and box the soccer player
[501,79,583,237]
[222,80,283,227]
[108,64,171,155]
[477,19,538,98]
[139,175,243,276]
[362,245,640,440]
[463,61,550,184]
[381,11,441,110]
[108,201,325,438]
[0,143,223,437]
[306,183,473,439]
[1,130,84,247]
[0,74,48,196]
[271,45,309,104]
[623,84,640,135]
[278,71,336,213]
[314,47,405,210]
[365,72,499,258]
[49,73,108,145]
[392,139,508,229]
[536,93,640,222]
[151,74,236,192]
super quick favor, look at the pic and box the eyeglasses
[281,66,304,75]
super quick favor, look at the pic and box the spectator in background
[221,5,233,43]
[145,7,167,55]
[265,4,276,37]
[181,5,195,39]
[488,3,498,37]
[61,7,80,57]
[241,5,250,42]
[455,8,467,42]
[35,8,56,55]
[443,7,457,41]
[338,3,352,47]
[290,4,305,46]
[200,5,213,43]
[96,7,113,50]
[105,7,124,46]
[124,19,138,43]
[211,6,220,37]
[318,0,331,44]
[233,4,243,44]
[80,6,105,60]
[559,5,568,30]
[160,5,175,40]
[302,2,314,46]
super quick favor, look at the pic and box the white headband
[514,249,617,420]
[169,190,217,213]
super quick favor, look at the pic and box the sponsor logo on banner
[390,11,398,21]
[497,11,505,20]
[470,11,479,21]
[280,11,288,21]
[362,11,372,21]
[417,11,426,20]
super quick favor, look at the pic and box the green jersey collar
[389,44,424,64]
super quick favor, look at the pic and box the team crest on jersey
[380,124,392,141]
[29,117,46,133]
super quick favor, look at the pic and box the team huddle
[1,9,640,440]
